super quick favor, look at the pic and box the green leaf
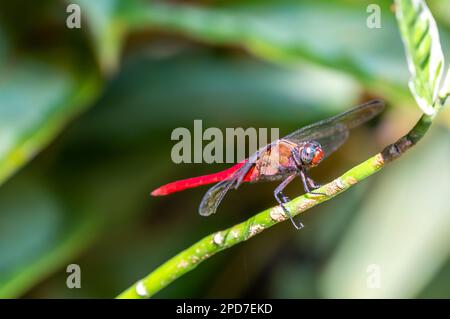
[77,53,362,134]
[438,67,450,104]
[124,0,408,97]
[0,175,100,297]
[73,0,127,73]
[0,57,100,187]
[395,0,445,115]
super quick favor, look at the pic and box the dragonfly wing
[199,158,260,216]
[284,99,384,159]
[322,99,385,129]
[315,123,349,158]
[199,179,236,216]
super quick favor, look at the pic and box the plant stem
[116,110,437,299]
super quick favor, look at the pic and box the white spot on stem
[249,224,264,237]
[177,260,189,269]
[336,178,344,189]
[136,281,149,297]
[213,232,224,245]
[190,255,200,263]
[270,206,286,222]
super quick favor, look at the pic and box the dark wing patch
[199,179,236,216]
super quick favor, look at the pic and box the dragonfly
[152,99,385,229]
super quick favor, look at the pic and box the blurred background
[0,0,449,298]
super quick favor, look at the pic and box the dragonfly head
[295,141,324,168]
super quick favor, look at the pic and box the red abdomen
[151,161,253,196]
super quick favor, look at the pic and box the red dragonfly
[152,100,384,229]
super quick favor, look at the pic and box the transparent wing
[284,99,384,159]
[313,124,349,158]
[199,160,260,216]
[199,179,236,216]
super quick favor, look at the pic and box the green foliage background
[0,0,449,298]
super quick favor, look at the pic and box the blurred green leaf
[396,0,445,114]
[419,258,450,298]
[0,57,100,187]
[428,0,450,31]
[0,175,99,298]
[122,0,408,97]
[73,0,127,73]
[73,52,362,148]
[319,128,450,298]
[270,261,317,298]
[0,26,9,71]
[439,67,450,102]
[0,142,168,297]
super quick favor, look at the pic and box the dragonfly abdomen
[151,161,252,196]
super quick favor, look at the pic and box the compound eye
[311,147,324,166]
[301,145,315,165]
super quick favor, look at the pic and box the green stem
[116,110,437,299]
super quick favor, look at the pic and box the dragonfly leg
[299,169,329,197]
[274,174,304,230]
[307,177,330,197]
[307,176,322,189]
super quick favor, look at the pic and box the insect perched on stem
[152,100,385,229]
